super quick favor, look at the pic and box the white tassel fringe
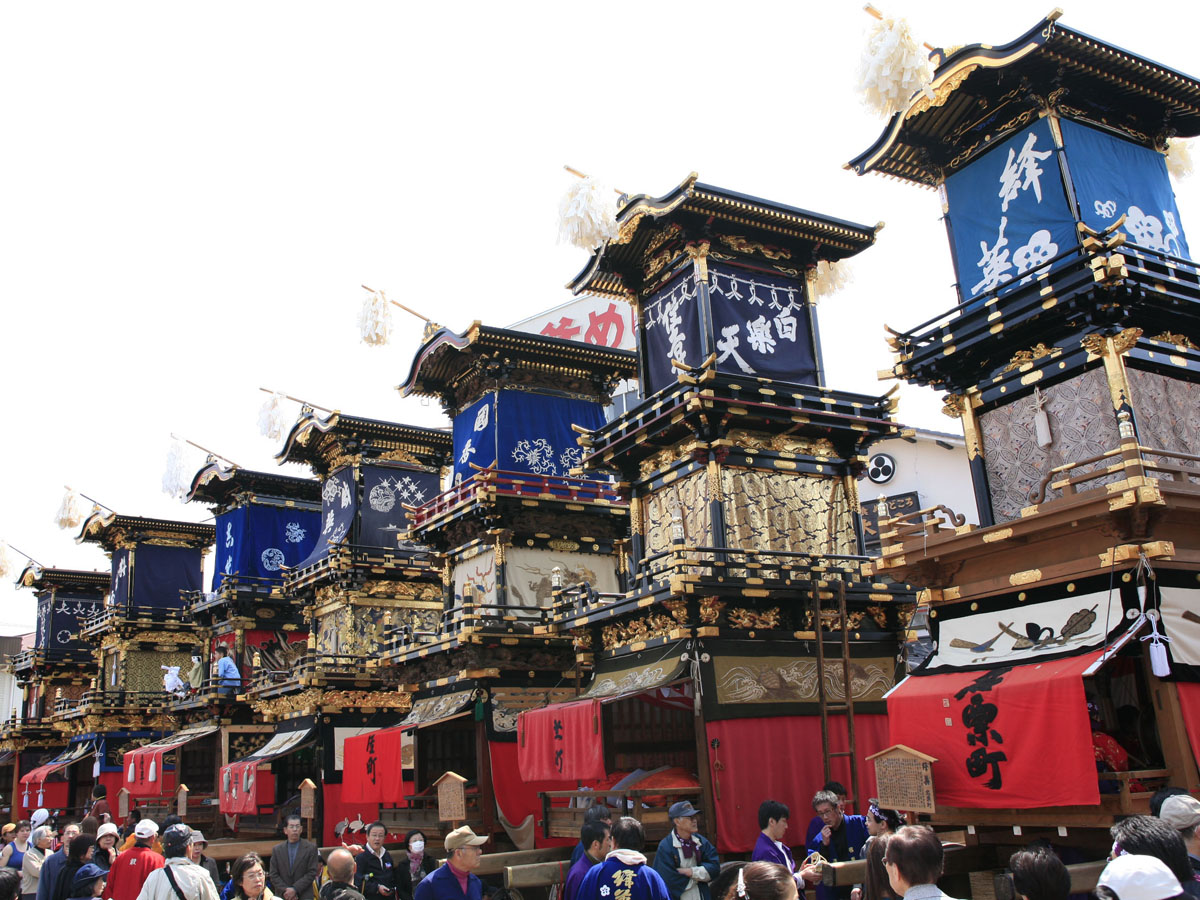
[258,392,286,442]
[807,260,853,303]
[1167,140,1194,180]
[358,290,392,346]
[162,440,188,500]
[54,488,84,530]
[0,542,11,580]
[557,177,619,251]
[856,14,934,118]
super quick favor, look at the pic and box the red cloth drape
[488,740,575,847]
[888,651,1103,810]
[342,727,407,804]
[1177,682,1200,773]
[219,760,273,814]
[518,699,604,782]
[125,748,168,797]
[704,714,889,853]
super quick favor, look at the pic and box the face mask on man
[410,841,425,854]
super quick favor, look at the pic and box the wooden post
[176,784,189,818]
[692,710,718,847]
[475,719,496,838]
[117,787,130,820]
[299,778,317,841]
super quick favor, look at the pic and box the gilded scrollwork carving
[726,429,836,457]
[942,394,966,419]
[663,600,689,625]
[1151,332,1197,350]
[1002,343,1062,372]
[570,628,593,651]
[727,607,781,630]
[600,613,677,650]
[699,597,726,625]
[717,234,791,261]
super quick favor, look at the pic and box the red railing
[408,467,624,529]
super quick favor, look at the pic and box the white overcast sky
[2,1,1197,632]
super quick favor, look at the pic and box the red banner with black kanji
[888,650,1103,809]
[517,699,604,782]
[342,727,407,804]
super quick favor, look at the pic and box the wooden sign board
[434,770,468,823]
[176,784,189,818]
[867,744,937,814]
[117,787,130,819]
[299,778,317,820]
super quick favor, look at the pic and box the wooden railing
[538,786,701,840]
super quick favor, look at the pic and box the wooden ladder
[812,579,860,807]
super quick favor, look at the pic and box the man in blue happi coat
[805,790,868,900]
[578,817,670,900]
[653,802,720,900]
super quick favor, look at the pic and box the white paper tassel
[54,488,84,530]
[1032,387,1053,448]
[557,177,619,251]
[1166,140,1194,180]
[358,289,392,346]
[806,260,853,303]
[856,13,934,118]
[162,440,188,500]
[0,542,11,580]
[257,392,286,442]
[1143,610,1172,678]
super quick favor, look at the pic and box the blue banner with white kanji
[642,270,702,395]
[498,389,605,480]
[297,467,357,568]
[359,464,442,547]
[944,117,1078,304]
[1061,119,1190,260]
[212,504,320,590]
[452,393,498,487]
[131,545,202,609]
[708,263,814,383]
[110,548,130,607]
[35,592,99,652]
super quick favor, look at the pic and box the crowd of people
[0,810,489,900]
[558,782,1200,900]
[1,781,1199,900]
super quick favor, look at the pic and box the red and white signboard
[510,296,636,351]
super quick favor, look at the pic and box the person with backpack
[134,826,217,900]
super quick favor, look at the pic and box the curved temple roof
[16,564,110,593]
[847,11,1200,187]
[567,173,883,300]
[397,321,637,407]
[275,408,452,477]
[75,511,215,549]
[186,460,321,507]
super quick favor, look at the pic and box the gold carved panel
[643,470,712,557]
[720,468,855,556]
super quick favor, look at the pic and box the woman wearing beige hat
[91,827,118,873]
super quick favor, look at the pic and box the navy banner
[1061,119,1190,259]
[359,464,441,547]
[497,389,605,480]
[131,545,202,609]
[297,468,357,568]
[944,117,1077,304]
[213,504,320,589]
[35,592,99,651]
[642,269,702,395]
[708,263,814,383]
[110,549,130,607]
[452,394,498,486]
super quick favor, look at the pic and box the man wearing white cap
[1096,854,1183,900]
[106,820,163,900]
[412,827,486,900]
[1161,795,1200,881]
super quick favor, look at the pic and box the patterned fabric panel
[979,367,1122,521]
